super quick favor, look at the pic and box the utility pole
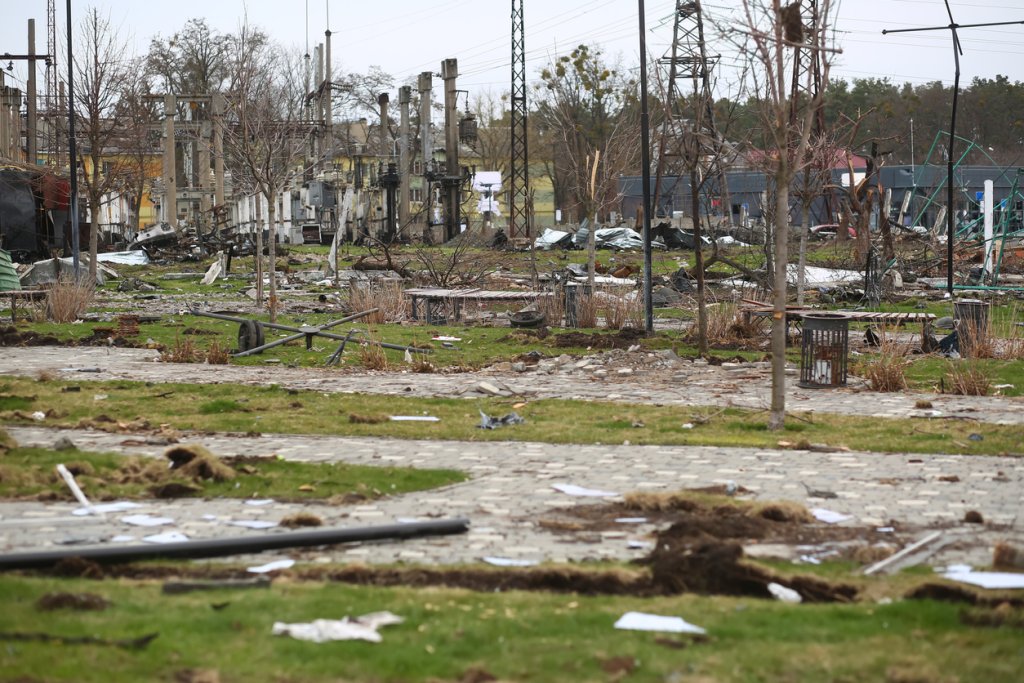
[442,58,460,242]
[398,85,411,235]
[66,0,79,276]
[163,94,177,228]
[418,71,432,240]
[213,93,225,208]
[509,0,530,239]
[27,20,38,165]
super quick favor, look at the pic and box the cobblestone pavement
[2,425,1021,570]
[1,346,1022,571]
[2,346,1023,424]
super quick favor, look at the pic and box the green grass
[1,575,1021,682]
[0,446,464,503]
[2,377,1021,456]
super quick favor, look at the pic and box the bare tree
[72,8,135,280]
[534,45,641,225]
[222,23,315,322]
[725,0,838,430]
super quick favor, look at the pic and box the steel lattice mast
[652,0,722,219]
[509,0,530,238]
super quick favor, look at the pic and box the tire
[237,320,265,352]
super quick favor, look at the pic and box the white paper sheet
[142,531,189,544]
[615,517,648,524]
[227,520,278,530]
[121,514,175,527]
[74,501,142,516]
[245,499,275,507]
[482,557,539,567]
[613,611,706,635]
[389,416,440,422]
[247,559,296,573]
[811,508,852,524]
[943,571,1024,590]
[552,483,619,498]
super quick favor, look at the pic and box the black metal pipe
[0,518,470,571]
[638,0,654,334]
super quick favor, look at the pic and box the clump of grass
[410,355,435,373]
[349,413,387,424]
[1002,304,1024,360]
[622,491,699,512]
[349,280,407,324]
[46,275,93,323]
[205,341,230,365]
[860,336,910,392]
[959,319,996,359]
[35,369,57,383]
[944,359,991,396]
[358,330,389,371]
[161,335,199,363]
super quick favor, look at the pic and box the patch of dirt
[36,592,111,611]
[165,445,236,481]
[0,326,60,346]
[552,328,646,349]
[960,604,1024,629]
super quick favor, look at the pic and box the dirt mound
[553,328,646,349]
[164,445,235,482]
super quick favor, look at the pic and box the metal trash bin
[953,299,990,353]
[798,313,850,388]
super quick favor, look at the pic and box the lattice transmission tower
[509,0,530,238]
[652,0,723,219]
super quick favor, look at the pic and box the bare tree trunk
[691,168,707,355]
[88,199,99,282]
[267,191,278,323]
[769,179,790,431]
[254,195,264,305]
[796,201,810,306]
[587,215,596,294]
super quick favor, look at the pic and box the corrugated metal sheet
[0,249,22,292]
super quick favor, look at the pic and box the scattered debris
[55,463,97,515]
[863,531,945,576]
[280,513,323,528]
[477,410,525,429]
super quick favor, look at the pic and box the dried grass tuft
[205,341,231,365]
[860,333,910,392]
[161,335,200,363]
[280,512,323,528]
[46,275,94,323]
[602,290,643,330]
[944,359,991,396]
[36,369,58,383]
[574,292,599,328]
[536,289,564,327]
[1002,304,1024,360]
[959,319,996,359]
[349,280,407,324]
[622,491,699,513]
[348,413,387,424]
[358,331,389,371]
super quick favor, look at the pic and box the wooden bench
[1,290,47,323]
[405,288,553,323]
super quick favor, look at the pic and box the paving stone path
[0,346,1021,570]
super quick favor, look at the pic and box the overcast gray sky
[2,0,1023,98]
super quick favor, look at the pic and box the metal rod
[0,519,470,571]
[191,308,378,333]
[882,19,1024,34]
[638,0,654,334]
